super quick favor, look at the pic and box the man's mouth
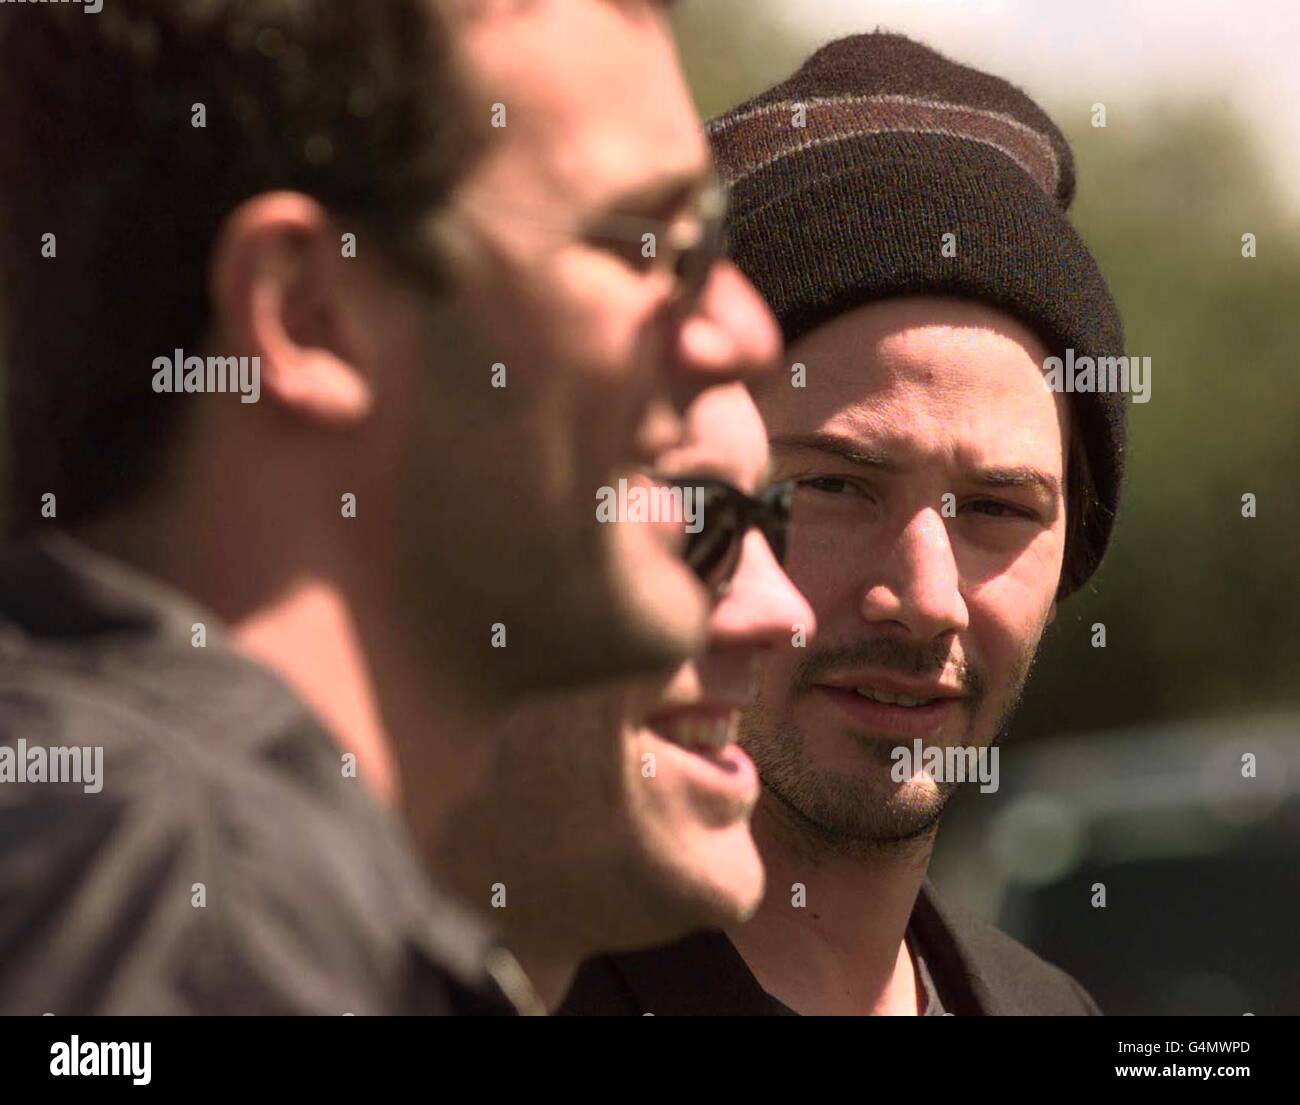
[814,669,964,704]
[641,704,758,812]
[809,673,966,737]
[652,709,740,755]
[849,685,938,708]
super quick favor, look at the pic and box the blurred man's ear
[209,192,374,425]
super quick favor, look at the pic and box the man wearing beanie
[560,31,1127,1015]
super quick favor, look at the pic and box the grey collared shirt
[0,533,518,1015]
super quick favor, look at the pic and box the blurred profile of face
[436,383,815,961]
[743,297,1070,846]
[381,0,781,705]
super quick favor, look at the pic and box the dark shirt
[0,534,522,1015]
[909,929,948,1016]
[558,880,1101,1016]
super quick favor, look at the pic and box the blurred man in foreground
[0,0,779,1013]
[435,383,814,1008]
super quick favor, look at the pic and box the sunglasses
[658,476,792,596]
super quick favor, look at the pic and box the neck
[434,825,591,1011]
[726,791,935,1015]
[73,489,493,856]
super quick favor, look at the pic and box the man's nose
[709,528,816,652]
[859,507,969,641]
[673,260,782,391]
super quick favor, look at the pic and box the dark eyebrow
[970,466,1061,499]
[769,432,900,473]
[772,432,1061,498]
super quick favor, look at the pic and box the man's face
[744,297,1069,846]
[437,383,815,955]
[381,0,780,703]
[616,386,815,935]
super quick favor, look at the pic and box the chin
[708,825,768,923]
[645,822,767,935]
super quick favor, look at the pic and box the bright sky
[775,0,1300,216]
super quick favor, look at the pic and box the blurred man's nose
[674,260,781,392]
[710,529,816,651]
[859,507,969,642]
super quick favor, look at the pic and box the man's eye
[798,476,855,495]
[965,499,1031,519]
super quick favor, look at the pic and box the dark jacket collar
[561,881,997,1015]
[561,877,1098,1016]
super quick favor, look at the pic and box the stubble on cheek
[737,622,1047,849]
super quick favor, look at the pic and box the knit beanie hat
[707,32,1126,596]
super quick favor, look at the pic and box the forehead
[655,383,769,492]
[457,0,709,206]
[761,297,1069,472]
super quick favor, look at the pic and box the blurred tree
[1024,102,1300,735]
[672,0,817,119]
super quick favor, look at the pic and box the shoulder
[916,882,1102,1015]
[0,674,218,1013]
[0,666,417,1014]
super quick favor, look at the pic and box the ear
[209,192,374,425]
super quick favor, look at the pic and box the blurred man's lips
[642,704,758,807]
[645,705,739,754]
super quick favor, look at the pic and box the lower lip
[811,685,962,737]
